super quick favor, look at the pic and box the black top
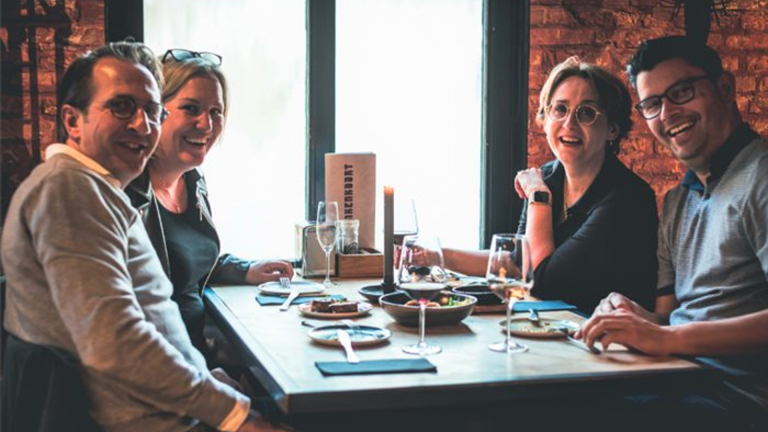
[157,173,219,352]
[517,154,659,313]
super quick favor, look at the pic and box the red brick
[740,15,768,32]
[759,77,768,92]
[530,6,546,26]
[722,55,739,73]
[736,95,751,115]
[736,75,756,93]
[747,57,768,73]
[543,8,580,27]
[727,34,768,50]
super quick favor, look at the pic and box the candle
[383,186,395,290]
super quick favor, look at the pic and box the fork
[279,279,299,311]
[279,277,291,288]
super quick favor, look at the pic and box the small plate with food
[298,299,374,319]
[258,280,327,297]
[308,324,392,347]
[498,317,580,339]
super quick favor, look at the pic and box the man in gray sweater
[1,42,284,432]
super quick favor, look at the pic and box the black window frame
[110,0,529,249]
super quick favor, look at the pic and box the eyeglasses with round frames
[105,96,168,125]
[634,75,710,120]
[162,49,223,66]
[547,102,603,126]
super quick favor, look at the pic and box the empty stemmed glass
[316,201,339,289]
[397,236,446,356]
[486,234,533,353]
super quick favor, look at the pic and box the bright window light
[336,0,484,249]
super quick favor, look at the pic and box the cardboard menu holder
[325,153,382,278]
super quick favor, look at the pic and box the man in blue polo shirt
[578,36,768,427]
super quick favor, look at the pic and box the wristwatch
[531,190,552,205]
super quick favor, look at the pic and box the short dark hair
[626,35,724,88]
[57,41,164,141]
[537,56,633,155]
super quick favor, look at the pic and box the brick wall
[528,0,768,205]
[1,0,104,225]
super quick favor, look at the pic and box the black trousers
[2,334,101,432]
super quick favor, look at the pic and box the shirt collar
[545,153,618,216]
[45,144,122,189]
[681,123,758,191]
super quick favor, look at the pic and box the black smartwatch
[531,190,551,205]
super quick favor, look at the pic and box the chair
[2,334,101,432]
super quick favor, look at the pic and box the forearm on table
[525,202,555,269]
[667,309,768,356]
[442,248,489,276]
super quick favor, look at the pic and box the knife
[336,329,360,363]
[558,328,601,355]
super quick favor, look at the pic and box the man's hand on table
[576,308,677,356]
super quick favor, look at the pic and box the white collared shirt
[45,143,122,189]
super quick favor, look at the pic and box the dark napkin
[512,300,578,312]
[315,358,437,376]
[255,294,345,306]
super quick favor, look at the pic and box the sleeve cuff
[217,392,251,432]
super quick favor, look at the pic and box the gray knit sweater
[1,152,243,432]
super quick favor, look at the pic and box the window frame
[112,0,529,250]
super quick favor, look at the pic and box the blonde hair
[537,56,632,154]
[161,57,229,117]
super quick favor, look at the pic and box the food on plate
[404,300,442,308]
[403,295,473,308]
[309,298,336,313]
[308,298,359,313]
[329,301,358,313]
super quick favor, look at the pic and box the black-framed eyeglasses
[162,49,223,66]
[634,75,710,120]
[546,102,603,126]
[105,96,168,125]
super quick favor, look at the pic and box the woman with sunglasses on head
[441,57,658,313]
[127,49,294,361]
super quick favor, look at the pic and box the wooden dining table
[204,278,717,430]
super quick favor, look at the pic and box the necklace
[154,176,187,214]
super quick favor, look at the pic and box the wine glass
[486,234,533,353]
[316,201,339,289]
[397,236,446,356]
[394,199,419,246]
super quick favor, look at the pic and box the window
[144,0,307,259]
[335,0,484,249]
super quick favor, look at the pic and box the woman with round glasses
[512,56,658,312]
[439,57,658,313]
[127,49,294,360]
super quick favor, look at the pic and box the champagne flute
[316,201,339,289]
[397,236,445,356]
[486,234,533,353]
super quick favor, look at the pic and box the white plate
[258,280,327,297]
[308,325,391,347]
[298,302,374,319]
[498,318,581,339]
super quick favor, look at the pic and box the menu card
[325,153,376,249]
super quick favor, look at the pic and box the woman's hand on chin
[514,168,549,199]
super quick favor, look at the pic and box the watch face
[532,191,551,204]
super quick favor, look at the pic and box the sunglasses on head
[162,49,222,66]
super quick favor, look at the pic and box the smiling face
[154,73,225,171]
[64,57,162,186]
[636,58,735,173]
[544,76,618,173]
